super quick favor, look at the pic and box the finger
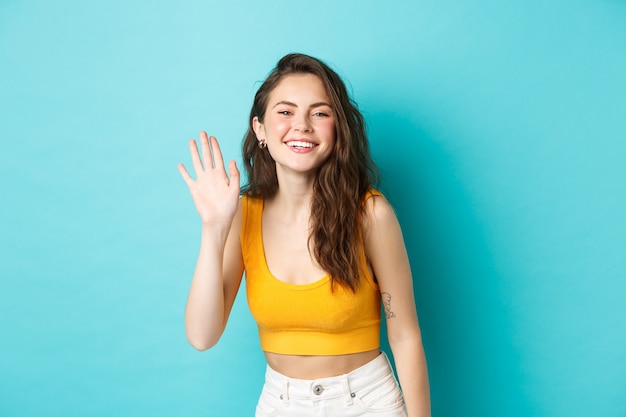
[228,160,240,186]
[210,136,227,174]
[199,131,214,169]
[177,163,193,185]
[189,139,204,174]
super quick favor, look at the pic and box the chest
[261,212,326,285]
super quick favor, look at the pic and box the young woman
[178,53,430,417]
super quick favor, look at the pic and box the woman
[178,53,430,417]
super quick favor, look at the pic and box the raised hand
[178,132,240,227]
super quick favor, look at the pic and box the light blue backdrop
[1,1,625,416]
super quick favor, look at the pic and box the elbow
[185,323,223,351]
[185,312,225,351]
[187,334,219,351]
[189,341,216,352]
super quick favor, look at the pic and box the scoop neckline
[257,198,331,290]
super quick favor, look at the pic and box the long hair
[241,53,379,291]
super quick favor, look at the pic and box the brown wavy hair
[241,53,379,291]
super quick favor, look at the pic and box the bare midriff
[264,348,380,379]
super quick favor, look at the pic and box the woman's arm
[178,132,244,351]
[363,195,431,417]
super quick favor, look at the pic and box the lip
[284,138,317,144]
[284,138,318,153]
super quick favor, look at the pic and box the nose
[293,113,312,132]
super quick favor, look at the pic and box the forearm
[390,336,431,417]
[184,223,230,350]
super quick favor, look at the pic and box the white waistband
[263,351,394,401]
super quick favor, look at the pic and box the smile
[286,140,316,149]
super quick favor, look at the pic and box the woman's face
[253,73,336,178]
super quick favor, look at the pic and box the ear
[252,116,265,140]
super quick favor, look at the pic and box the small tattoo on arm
[381,292,396,319]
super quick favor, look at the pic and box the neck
[269,170,317,223]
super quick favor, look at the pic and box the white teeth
[287,141,315,148]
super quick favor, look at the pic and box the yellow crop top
[241,191,382,356]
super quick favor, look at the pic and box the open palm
[178,132,240,227]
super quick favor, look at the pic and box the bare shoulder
[361,193,410,286]
[361,193,401,238]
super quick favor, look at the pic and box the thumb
[228,160,240,183]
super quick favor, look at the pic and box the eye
[313,111,330,117]
[278,110,292,116]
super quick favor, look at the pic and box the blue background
[1,1,625,416]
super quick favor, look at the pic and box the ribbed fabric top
[241,191,381,355]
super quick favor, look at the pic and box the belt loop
[281,379,290,406]
[342,374,354,405]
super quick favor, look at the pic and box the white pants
[255,352,407,417]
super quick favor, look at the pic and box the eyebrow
[271,100,332,109]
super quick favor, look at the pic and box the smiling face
[253,73,336,179]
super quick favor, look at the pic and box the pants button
[313,385,324,395]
